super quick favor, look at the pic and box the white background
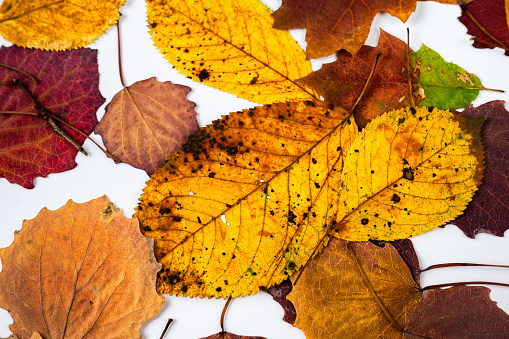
[1,0,509,338]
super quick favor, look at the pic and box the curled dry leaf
[95,77,200,175]
[459,0,509,56]
[300,30,485,128]
[136,100,356,298]
[0,0,125,50]
[404,286,509,337]
[0,196,164,338]
[0,45,104,189]
[147,0,318,104]
[288,238,422,339]
[452,101,509,237]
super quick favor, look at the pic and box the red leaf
[200,333,265,339]
[0,45,104,188]
[452,101,509,237]
[458,0,509,56]
[95,77,199,174]
[265,278,297,325]
[404,286,509,337]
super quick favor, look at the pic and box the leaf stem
[421,262,509,272]
[220,296,232,333]
[461,4,509,51]
[159,318,173,339]
[350,51,382,113]
[421,281,509,292]
[0,63,37,82]
[116,20,127,88]
[470,36,509,52]
[406,28,415,107]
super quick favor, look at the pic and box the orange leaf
[288,238,422,338]
[95,77,199,174]
[0,196,164,338]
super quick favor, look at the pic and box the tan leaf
[0,196,164,338]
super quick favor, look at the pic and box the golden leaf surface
[288,238,422,339]
[0,196,164,338]
[135,101,357,297]
[147,0,317,104]
[333,107,485,241]
[0,0,125,50]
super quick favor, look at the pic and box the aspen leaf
[333,106,485,241]
[95,77,200,175]
[147,0,317,104]
[0,45,104,189]
[287,238,422,339]
[0,196,164,338]
[0,0,125,50]
[135,101,357,298]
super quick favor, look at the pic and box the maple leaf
[333,107,484,241]
[459,0,509,56]
[404,286,509,337]
[135,100,356,297]
[200,333,265,339]
[0,196,165,338]
[0,45,104,189]
[147,0,318,104]
[287,238,422,338]
[452,101,509,238]
[300,30,485,128]
[95,77,200,175]
[0,0,126,50]
[271,0,473,58]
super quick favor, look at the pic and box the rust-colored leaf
[288,238,422,339]
[135,101,356,297]
[200,333,265,339]
[0,196,164,338]
[95,77,199,175]
[404,286,509,337]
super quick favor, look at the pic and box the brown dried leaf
[95,77,199,174]
[0,196,164,338]
[200,333,266,339]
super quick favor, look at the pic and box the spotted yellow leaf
[147,0,318,104]
[135,101,356,297]
[333,106,485,241]
[0,0,125,50]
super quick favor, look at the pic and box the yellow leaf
[135,101,356,297]
[0,0,125,50]
[147,0,318,104]
[333,107,485,241]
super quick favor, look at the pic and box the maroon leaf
[404,286,509,337]
[452,101,509,237]
[458,0,509,56]
[265,278,297,324]
[0,45,104,188]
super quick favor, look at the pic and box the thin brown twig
[421,262,509,272]
[461,4,509,51]
[421,281,509,291]
[116,21,127,88]
[350,51,382,113]
[0,63,37,82]
[220,297,232,333]
[159,318,173,339]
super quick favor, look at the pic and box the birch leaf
[0,0,125,50]
[147,0,317,104]
[135,101,356,298]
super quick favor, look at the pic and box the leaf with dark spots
[452,101,509,237]
[404,286,509,338]
[0,45,104,188]
[458,0,509,56]
[95,77,199,175]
